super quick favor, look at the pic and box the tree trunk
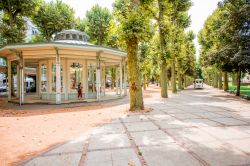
[213,73,218,88]
[160,61,168,97]
[184,75,187,87]
[111,68,115,90]
[158,0,168,98]
[208,75,211,86]
[127,37,144,111]
[11,74,15,96]
[232,73,237,85]
[171,60,177,93]
[236,69,241,96]
[181,77,184,89]
[218,71,223,89]
[223,71,228,91]
[143,74,147,90]
[11,63,16,97]
[177,60,182,90]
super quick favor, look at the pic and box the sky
[47,0,220,57]
[188,0,220,57]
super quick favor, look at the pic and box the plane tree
[32,0,74,41]
[198,0,250,95]
[113,0,153,111]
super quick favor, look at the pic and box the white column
[103,65,106,96]
[65,59,69,100]
[116,66,119,95]
[36,65,40,96]
[55,49,61,104]
[123,61,127,96]
[47,60,51,99]
[7,60,11,101]
[19,55,24,104]
[17,65,20,98]
[20,65,24,104]
[96,55,101,101]
[119,61,123,96]
[84,60,88,99]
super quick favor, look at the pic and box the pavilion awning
[0,42,127,63]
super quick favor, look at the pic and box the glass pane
[66,34,70,39]
[88,65,96,93]
[41,64,47,92]
[70,63,82,91]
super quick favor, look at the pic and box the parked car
[106,80,112,87]
[0,85,7,92]
[194,79,203,89]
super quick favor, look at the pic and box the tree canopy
[0,0,40,44]
[32,0,74,41]
[85,4,112,45]
[198,0,250,95]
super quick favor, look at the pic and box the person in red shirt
[77,82,83,99]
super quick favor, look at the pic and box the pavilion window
[41,64,47,92]
[72,34,77,40]
[66,34,70,39]
[79,35,83,40]
[70,63,82,91]
[88,65,96,93]
[52,64,63,92]
[60,34,64,39]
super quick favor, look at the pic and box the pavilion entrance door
[25,75,36,93]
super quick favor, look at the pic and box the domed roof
[54,29,92,45]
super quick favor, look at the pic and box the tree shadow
[0,96,130,117]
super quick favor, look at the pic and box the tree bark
[11,63,16,97]
[208,75,211,86]
[127,37,144,111]
[143,74,147,90]
[158,0,168,98]
[11,74,15,96]
[218,71,223,89]
[223,71,228,91]
[184,75,187,87]
[177,60,182,90]
[181,77,185,89]
[213,73,218,88]
[171,59,177,93]
[236,69,241,96]
[111,68,115,90]
[232,72,237,85]
[160,61,168,97]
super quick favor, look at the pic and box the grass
[240,91,250,97]
[227,83,250,97]
[228,83,250,91]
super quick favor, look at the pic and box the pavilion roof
[0,42,127,64]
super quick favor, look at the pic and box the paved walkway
[21,86,250,166]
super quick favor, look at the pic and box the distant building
[24,18,39,42]
[0,58,7,90]
[242,74,250,84]
[0,58,6,66]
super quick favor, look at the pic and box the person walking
[77,82,83,99]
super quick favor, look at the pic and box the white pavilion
[0,29,128,104]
